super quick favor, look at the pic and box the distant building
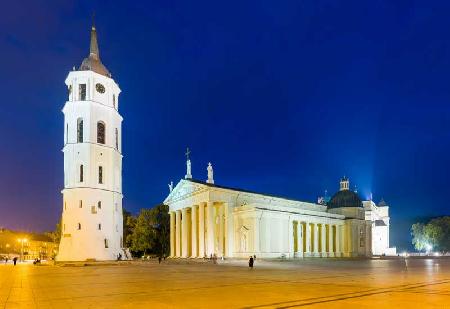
[57,22,124,261]
[164,158,393,258]
[0,229,57,260]
[363,199,396,255]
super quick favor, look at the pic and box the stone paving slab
[0,258,449,308]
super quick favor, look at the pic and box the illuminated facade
[0,229,58,260]
[165,160,377,259]
[57,23,124,261]
[364,199,396,255]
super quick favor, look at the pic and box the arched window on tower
[115,128,118,150]
[97,121,105,144]
[77,118,84,143]
[77,223,81,230]
[113,94,116,109]
[80,164,84,182]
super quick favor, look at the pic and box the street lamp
[17,238,28,262]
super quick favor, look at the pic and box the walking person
[13,257,17,266]
[158,256,162,264]
[249,256,254,269]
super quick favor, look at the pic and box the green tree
[131,209,155,255]
[411,216,450,253]
[123,208,136,248]
[46,217,62,245]
[152,204,170,257]
[411,223,427,251]
[130,204,170,257]
[425,217,450,252]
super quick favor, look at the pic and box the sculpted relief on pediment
[165,181,205,203]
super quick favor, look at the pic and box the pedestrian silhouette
[13,257,17,266]
[249,256,254,269]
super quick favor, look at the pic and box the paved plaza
[0,257,449,308]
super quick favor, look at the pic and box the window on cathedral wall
[113,94,116,109]
[115,128,118,150]
[359,228,365,247]
[98,166,103,184]
[98,224,101,230]
[64,201,67,211]
[97,121,105,144]
[98,201,102,209]
[91,206,97,214]
[77,118,83,143]
[77,223,81,230]
[104,238,109,248]
[79,200,82,208]
[79,84,86,101]
[79,165,84,182]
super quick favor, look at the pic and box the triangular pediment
[163,179,208,204]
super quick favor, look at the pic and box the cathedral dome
[327,190,363,209]
[327,177,363,209]
[78,25,110,77]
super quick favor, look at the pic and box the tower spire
[90,14,100,59]
[79,16,110,76]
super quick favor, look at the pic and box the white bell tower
[57,22,124,261]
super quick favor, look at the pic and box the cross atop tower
[92,12,96,29]
[185,147,191,161]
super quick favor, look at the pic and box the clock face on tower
[96,83,105,94]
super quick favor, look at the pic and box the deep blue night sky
[1,1,449,250]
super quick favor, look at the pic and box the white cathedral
[165,158,396,258]
[57,24,124,261]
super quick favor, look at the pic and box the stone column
[288,219,294,257]
[254,214,261,254]
[297,222,303,257]
[305,222,310,255]
[182,208,188,258]
[328,224,334,257]
[206,201,214,256]
[336,225,342,256]
[170,211,175,257]
[321,224,327,257]
[191,206,197,258]
[175,210,181,257]
[218,205,225,257]
[225,202,234,257]
[198,203,205,258]
[313,223,319,256]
